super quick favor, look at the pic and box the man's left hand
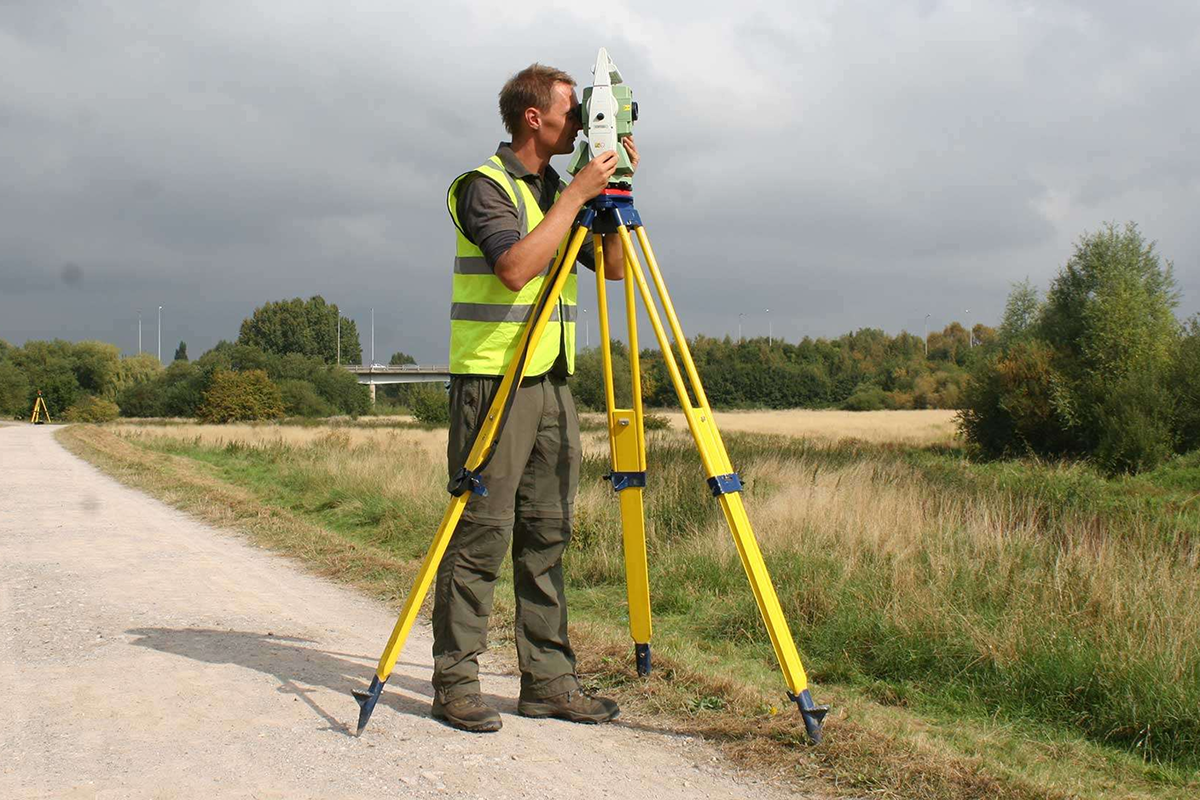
[622,136,639,173]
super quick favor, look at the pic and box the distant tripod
[30,391,51,424]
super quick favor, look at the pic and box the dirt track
[0,424,806,799]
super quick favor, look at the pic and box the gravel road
[0,424,806,799]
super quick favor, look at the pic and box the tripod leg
[594,236,653,676]
[616,224,828,742]
[354,223,593,735]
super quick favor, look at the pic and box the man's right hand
[566,150,620,204]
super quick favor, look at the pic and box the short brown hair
[499,64,576,135]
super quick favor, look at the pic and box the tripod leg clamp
[604,471,647,492]
[707,472,743,496]
[447,467,488,497]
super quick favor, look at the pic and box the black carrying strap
[447,222,584,497]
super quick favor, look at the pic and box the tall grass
[110,422,1200,766]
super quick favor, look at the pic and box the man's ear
[524,106,540,132]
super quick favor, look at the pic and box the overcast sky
[2,1,1197,363]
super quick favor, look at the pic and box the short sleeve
[455,174,522,248]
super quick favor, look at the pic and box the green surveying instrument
[354,48,828,743]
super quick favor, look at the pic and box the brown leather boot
[431,693,502,733]
[517,688,620,723]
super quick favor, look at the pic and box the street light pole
[924,313,930,358]
[138,311,142,355]
[157,306,162,364]
[766,308,771,346]
[370,307,375,366]
[583,308,589,348]
[965,308,972,348]
[337,315,341,366]
[738,312,744,343]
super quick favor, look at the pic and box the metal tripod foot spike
[635,643,652,676]
[790,689,830,744]
[353,675,386,736]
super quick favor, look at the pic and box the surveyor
[434,63,639,733]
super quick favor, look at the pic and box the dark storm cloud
[1,0,1197,361]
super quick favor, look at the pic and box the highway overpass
[342,364,450,404]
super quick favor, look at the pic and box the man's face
[533,81,581,155]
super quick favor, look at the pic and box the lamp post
[337,314,341,366]
[138,311,142,355]
[924,313,930,358]
[738,312,744,343]
[157,306,162,364]
[766,308,772,346]
[965,308,972,348]
[583,308,589,348]
[370,307,375,366]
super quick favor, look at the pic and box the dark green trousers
[432,373,582,702]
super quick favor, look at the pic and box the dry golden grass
[580,408,960,446]
[108,422,449,461]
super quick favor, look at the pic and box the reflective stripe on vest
[446,155,577,376]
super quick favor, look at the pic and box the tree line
[0,296,369,423]
[570,320,993,414]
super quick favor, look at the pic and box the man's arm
[494,150,620,291]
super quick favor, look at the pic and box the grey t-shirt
[454,142,595,271]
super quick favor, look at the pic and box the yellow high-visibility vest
[446,155,577,376]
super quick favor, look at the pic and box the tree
[997,279,1041,347]
[0,360,30,418]
[110,353,164,402]
[69,341,121,396]
[174,341,188,362]
[237,296,361,364]
[960,223,1183,473]
[389,351,418,366]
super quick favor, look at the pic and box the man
[433,63,639,733]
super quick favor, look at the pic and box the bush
[841,385,887,411]
[408,383,450,425]
[1172,319,1200,452]
[197,369,285,423]
[117,380,168,417]
[309,366,370,416]
[643,412,670,430]
[0,360,31,418]
[63,395,120,423]
[958,340,1078,459]
[1095,371,1176,474]
[279,379,335,418]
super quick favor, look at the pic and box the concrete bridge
[342,364,451,404]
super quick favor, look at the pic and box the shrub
[408,383,450,425]
[117,380,168,417]
[958,340,1077,459]
[1095,371,1175,474]
[197,369,285,423]
[310,366,370,416]
[1172,318,1200,452]
[841,385,887,411]
[279,379,335,418]
[0,360,30,418]
[643,412,670,430]
[63,395,120,423]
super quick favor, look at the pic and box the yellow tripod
[30,391,51,424]
[354,191,828,743]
